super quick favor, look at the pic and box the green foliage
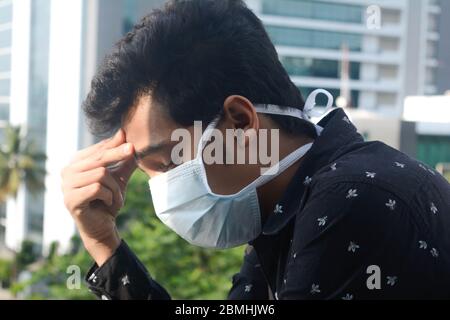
[13,170,245,299]
[0,125,46,202]
[12,248,94,300]
[0,259,13,286]
[445,172,450,182]
[15,240,38,270]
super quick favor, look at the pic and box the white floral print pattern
[346,189,358,199]
[317,216,328,227]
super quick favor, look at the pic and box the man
[61,0,450,300]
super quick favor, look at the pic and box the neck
[257,133,313,222]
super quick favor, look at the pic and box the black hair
[83,0,317,138]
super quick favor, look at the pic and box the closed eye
[157,161,176,172]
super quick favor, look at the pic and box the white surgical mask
[149,89,334,249]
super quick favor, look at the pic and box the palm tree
[0,125,46,202]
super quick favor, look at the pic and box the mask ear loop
[303,89,335,120]
[254,89,335,137]
[303,89,335,136]
[196,117,221,159]
[199,88,334,157]
[254,89,334,119]
[195,116,222,193]
[196,88,335,194]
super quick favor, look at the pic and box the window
[122,0,166,34]
[382,9,401,26]
[377,93,397,107]
[426,68,437,86]
[379,37,399,53]
[0,79,10,96]
[378,65,398,80]
[266,26,362,51]
[281,56,360,80]
[0,29,11,48]
[0,103,9,121]
[0,3,12,25]
[122,0,138,34]
[427,40,438,59]
[0,54,10,72]
[427,13,439,33]
[262,0,363,24]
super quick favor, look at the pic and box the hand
[61,129,136,265]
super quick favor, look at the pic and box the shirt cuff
[84,240,160,300]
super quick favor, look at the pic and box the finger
[63,167,124,209]
[70,129,125,163]
[68,183,114,212]
[71,143,134,173]
[70,139,108,164]
[88,167,123,210]
[112,157,138,187]
[64,167,115,189]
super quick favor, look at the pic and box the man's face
[123,94,264,195]
[123,95,188,176]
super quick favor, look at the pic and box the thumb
[114,157,137,189]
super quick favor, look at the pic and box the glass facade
[0,103,8,120]
[262,0,364,24]
[122,0,165,34]
[24,0,51,248]
[0,2,12,24]
[0,53,10,72]
[0,29,11,48]
[281,56,360,80]
[0,79,9,96]
[122,0,138,34]
[0,0,12,245]
[261,1,364,108]
[27,0,50,148]
[266,26,362,51]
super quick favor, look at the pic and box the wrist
[83,229,121,267]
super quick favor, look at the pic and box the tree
[0,258,13,288]
[0,125,46,202]
[15,240,38,271]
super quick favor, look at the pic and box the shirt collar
[260,108,364,236]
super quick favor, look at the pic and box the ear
[222,95,259,132]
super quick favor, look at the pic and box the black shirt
[85,108,450,300]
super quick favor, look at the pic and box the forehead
[122,95,179,151]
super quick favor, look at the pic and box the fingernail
[123,143,132,154]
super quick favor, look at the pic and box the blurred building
[436,0,450,94]
[0,0,163,253]
[0,0,12,251]
[42,0,162,253]
[247,0,444,116]
[344,94,450,168]
[0,0,51,253]
[403,95,450,168]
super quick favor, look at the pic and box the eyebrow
[134,141,174,161]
